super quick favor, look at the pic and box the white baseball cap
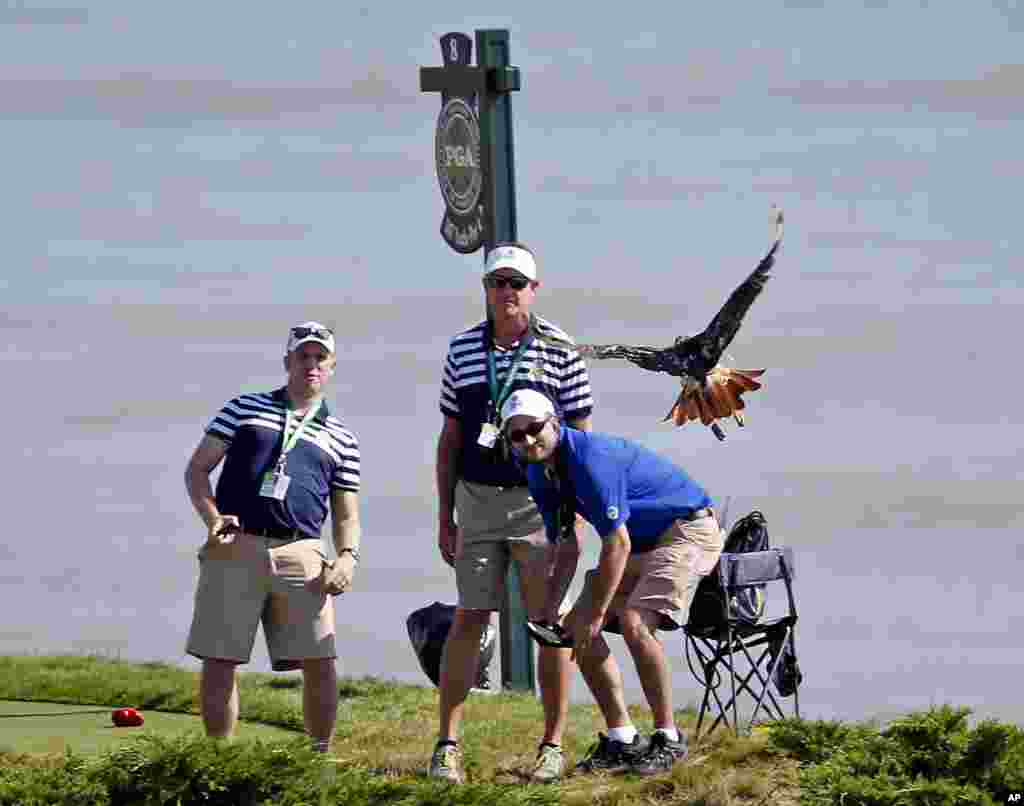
[286,321,335,354]
[500,388,556,428]
[484,244,537,281]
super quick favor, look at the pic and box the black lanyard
[546,440,576,542]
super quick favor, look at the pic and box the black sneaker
[630,731,688,777]
[575,733,647,774]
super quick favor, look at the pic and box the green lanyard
[485,320,535,423]
[275,399,323,473]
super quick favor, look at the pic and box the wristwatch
[338,547,361,564]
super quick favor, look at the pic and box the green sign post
[420,29,535,692]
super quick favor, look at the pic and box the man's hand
[438,521,460,568]
[543,534,581,627]
[571,527,629,662]
[205,515,240,547]
[319,554,356,596]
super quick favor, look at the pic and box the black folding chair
[683,547,801,739]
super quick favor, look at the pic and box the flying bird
[568,208,783,440]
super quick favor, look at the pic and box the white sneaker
[428,742,464,783]
[530,743,565,783]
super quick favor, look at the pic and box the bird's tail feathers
[663,366,766,437]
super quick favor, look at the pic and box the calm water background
[2,3,1022,725]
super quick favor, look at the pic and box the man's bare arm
[436,416,463,565]
[436,416,462,529]
[323,488,361,594]
[184,435,236,542]
[571,524,630,658]
[589,525,631,620]
[329,489,361,556]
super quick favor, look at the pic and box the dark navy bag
[687,510,770,631]
[406,602,496,690]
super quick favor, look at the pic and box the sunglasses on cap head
[484,276,530,291]
[506,417,551,443]
[291,326,334,340]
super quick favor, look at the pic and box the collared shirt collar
[273,387,331,423]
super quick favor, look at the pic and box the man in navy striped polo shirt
[184,321,361,753]
[428,242,593,784]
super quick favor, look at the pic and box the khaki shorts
[571,514,724,633]
[454,480,551,611]
[185,535,336,671]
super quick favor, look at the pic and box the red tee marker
[111,707,144,727]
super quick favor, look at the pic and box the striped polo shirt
[205,387,360,538]
[440,315,593,487]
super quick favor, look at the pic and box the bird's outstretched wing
[574,207,784,379]
[539,340,682,375]
[574,343,676,373]
[544,208,782,441]
[686,206,784,372]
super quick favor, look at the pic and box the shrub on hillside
[769,705,1024,805]
[0,736,562,806]
[0,753,107,806]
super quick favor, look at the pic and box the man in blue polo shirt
[184,321,361,753]
[500,388,724,777]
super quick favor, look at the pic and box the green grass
[0,654,307,731]
[0,700,297,755]
[1,655,1021,805]
[0,654,800,805]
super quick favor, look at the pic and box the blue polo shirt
[525,427,712,553]
[205,388,360,538]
